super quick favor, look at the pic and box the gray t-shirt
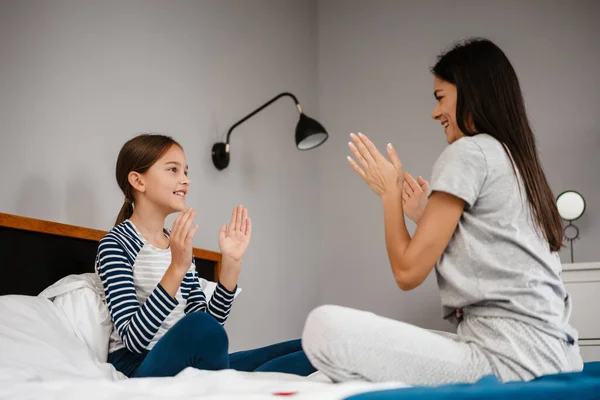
[430,134,577,343]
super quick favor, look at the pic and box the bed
[2,212,599,399]
[347,363,600,400]
[0,212,409,399]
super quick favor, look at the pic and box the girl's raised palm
[219,205,252,262]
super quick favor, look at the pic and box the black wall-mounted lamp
[211,92,328,170]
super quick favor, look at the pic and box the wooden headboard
[0,212,222,296]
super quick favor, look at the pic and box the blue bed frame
[347,362,600,400]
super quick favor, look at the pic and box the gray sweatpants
[302,305,583,386]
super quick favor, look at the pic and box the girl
[302,38,583,386]
[96,133,315,378]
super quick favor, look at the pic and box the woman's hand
[219,204,252,264]
[347,132,403,199]
[402,173,430,224]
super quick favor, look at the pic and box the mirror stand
[564,221,580,264]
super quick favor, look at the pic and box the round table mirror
[556,191,585,221]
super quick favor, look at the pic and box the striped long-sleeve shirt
[95,220,236,354]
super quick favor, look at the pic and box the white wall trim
[562,262,600,272]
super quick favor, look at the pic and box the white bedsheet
[0,368,408,400]
[0,294,409,399]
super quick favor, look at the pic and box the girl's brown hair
[114,134,182,226]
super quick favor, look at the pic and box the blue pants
[108,312,316,378]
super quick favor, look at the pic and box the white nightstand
[562,262,600,362]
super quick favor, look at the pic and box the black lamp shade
[295,114,328,150]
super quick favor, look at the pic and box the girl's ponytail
[114,198,134,226]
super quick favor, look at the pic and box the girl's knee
[177,312,229,352]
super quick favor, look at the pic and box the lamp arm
[225,92,302,145]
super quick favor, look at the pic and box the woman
[302,37,582,386]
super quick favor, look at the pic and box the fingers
[240,207,248,234]
[245,217,252,237]
[403,172,414,188]
[223,205,248,238]
[405,173,420,192]
[171,207,191,237]
[356,133,383,164]
[348,142,368,169]
[174,207,192,242]
[171,209,185,237]
[418,176,430,192]
[179,208,195,243]
[350,133,376,166]
[422,181,430,193]
[234,204,243,232]
[403,190,410,203]
[347,156,366,180]
[219,224,227,240]
[386,143,402,169]
[228,206,237,231]
[186,224,199,244]
[403,180,414,197]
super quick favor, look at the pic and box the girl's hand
[403,173,430,224]
[347,132,403,199]
[219,205,252,264]
[170,207,199,273]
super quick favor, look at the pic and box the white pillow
[199,278,242,300]
[39,274,242,364]
[0,295,124,381]
[39,273,112,363]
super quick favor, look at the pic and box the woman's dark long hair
[432,38,563,251]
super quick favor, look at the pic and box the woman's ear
[128,171,145,194]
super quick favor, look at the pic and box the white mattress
[0,368,408,400]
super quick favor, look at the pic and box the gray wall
[0,0,322,351]
[1,0,598,346]
[316,0,600,332]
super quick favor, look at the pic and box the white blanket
[0,369,408,400]
[0,290,409,399]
